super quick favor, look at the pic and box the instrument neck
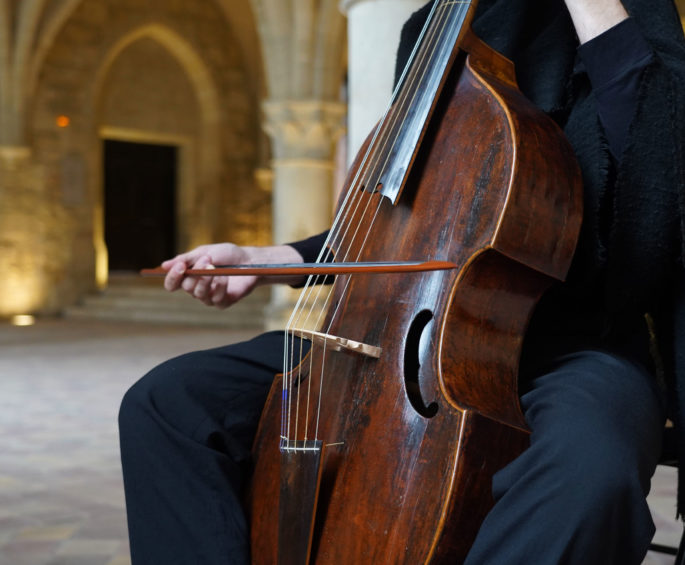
[371,0,478,204]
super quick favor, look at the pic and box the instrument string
[310,0,466,347]
[297,0,453,330]
[322,0,464,281]
[284,0,457,444]
[291,0,450,298]
[283,0,462,446]
[281,0,470,447]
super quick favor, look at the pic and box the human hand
[161,243,304,309]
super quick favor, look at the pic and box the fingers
[222,276,257,308]
[209,277,228,308]
[162,247,207,291]
[182,255,214,304]
[159,243,257,309]
[163,261,187,291]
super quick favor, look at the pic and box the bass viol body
[248,1,583,562]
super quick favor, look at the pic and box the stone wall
[0,0,268,317]
[0,150,62,316]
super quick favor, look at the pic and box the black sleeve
[286,231,334,287]
[577,17,655,158]
[394,1,434,88]
[286,230,330,263]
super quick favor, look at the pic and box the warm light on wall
[0,272,44,318]
[93,205,109,290]
[95,244,109,290]
[56,115,71,128]
[11,315,36,327]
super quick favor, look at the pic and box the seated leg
[119,331,290,565]
[465,350,667,565]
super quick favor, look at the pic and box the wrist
[243,244,304,266]
[244,244,306,287]
[564,0,629,44]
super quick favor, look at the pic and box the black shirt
[289,17,655,263]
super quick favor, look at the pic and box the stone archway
[90,23,224,284]
[27,0,264,307]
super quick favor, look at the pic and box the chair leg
[649,541,679,557]
[676,529,685,565]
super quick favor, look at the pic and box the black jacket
[399,0,685,514]
[292,0,685,513]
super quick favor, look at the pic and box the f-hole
[404,309,438,418]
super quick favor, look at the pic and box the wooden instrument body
[248,34,582,564]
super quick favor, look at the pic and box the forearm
[243,244,304,266]
[245,244,307,287]
[564,0,629,44]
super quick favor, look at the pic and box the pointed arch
[92,23,222,126]
[0,0,48,143]
[27,0,88,103]
[88,23,225,283]
[13,0,47,86]
[211,0,265,99]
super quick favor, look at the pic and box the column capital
[262,99,346,161]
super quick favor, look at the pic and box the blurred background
[1,0,685,563]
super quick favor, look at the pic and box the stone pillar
[262,99,346,330]
[339,0,426,162]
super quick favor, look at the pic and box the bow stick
[140,260,456,278]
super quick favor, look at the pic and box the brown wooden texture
[247,29,582,565]
[278,441,324,565]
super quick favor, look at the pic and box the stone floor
[0,317,682,564]
[0,318,255,565]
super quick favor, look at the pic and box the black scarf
[397,0,685,514]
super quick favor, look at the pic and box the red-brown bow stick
[140,260,456,278]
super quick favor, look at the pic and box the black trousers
[119,331,666,565]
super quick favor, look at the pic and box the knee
[577,450,645,503]
[540,429,654,513]
[550,444,656,553]
[119,370,157,437]
[118,356,188,436]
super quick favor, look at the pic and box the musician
[119,0,685,563]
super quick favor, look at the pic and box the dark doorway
[104,139,177,271]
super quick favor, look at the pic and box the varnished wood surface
[278,441,325,565]
[248,20,582,565]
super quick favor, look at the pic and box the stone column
[339,0,426,161]
[262,99,346,330]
